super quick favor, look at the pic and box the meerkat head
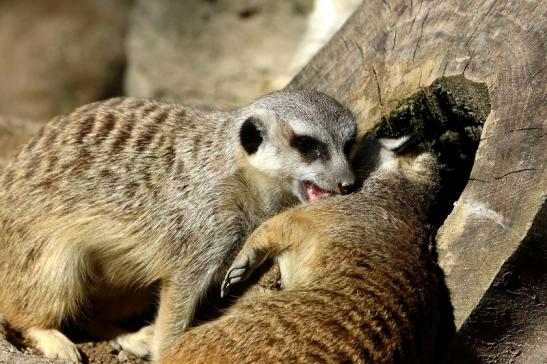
[352,134,439,187]
[238,90,356,202]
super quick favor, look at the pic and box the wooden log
[289,0,546,362]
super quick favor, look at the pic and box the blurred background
[0,0,316,167]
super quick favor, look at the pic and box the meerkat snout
[339,181,352,194]
[286,139,355,201]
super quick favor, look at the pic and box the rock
[125,0,312,108]
[0,0,132,121]
[117,350,129,362]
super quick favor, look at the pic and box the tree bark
[290,0,546,362]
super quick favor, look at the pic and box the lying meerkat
[162,139,455,363]
[0,90,356,362]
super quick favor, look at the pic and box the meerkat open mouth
[301,181,333,202]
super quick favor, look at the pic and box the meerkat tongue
[305,182,331,202]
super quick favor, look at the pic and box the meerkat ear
[240,116,265,155]
[378,134,415,153]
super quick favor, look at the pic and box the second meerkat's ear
[378,134,416,153]
[240,116,265,155]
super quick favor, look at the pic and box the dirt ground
[78,342,146,364]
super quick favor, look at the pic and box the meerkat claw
[220,282,231,298]
[226,267,247,284]
[221,259,250,297]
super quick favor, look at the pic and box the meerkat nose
[339,182,351,194]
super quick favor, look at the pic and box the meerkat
[0,90,357,362]
[162,139,455,364]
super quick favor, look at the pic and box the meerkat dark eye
[343,137,356,157]
[290,135,325,160]
[240,117,263,155]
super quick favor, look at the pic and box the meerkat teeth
[303,181,331,202]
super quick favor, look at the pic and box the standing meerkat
[162,140,455,364]
[0,90,356,362]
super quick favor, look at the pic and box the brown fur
[163,152,454,364]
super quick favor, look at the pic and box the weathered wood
[290,0,546,362]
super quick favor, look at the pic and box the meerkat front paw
[221,246,272,297]
[111,324,154,358]
[26,328,82,363]
[221,256,251,297]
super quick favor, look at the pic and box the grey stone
[125,0,311,109]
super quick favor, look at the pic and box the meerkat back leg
[111,324,155,358]
[83,285,158,358]
[83,320,155,358]
[0,228,93,362]
[25,328,82,363]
